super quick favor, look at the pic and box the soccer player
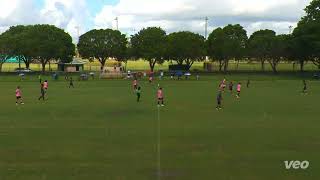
[302,80,308,94]
[157,87,165,107]
[15,86,24,105]
[69,77,74,88]
[247,79,250,88]
[38,83,46,101]
[236,82,242,99]
[38,75,42,83]
[229,81,234,93]
[219,79,226,92]
[149,76,153,83]
[44,80,48,92]
[133,79,138,90]
[216,91,223,110]
[136,86,141,102]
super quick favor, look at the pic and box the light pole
[115,17,119,30]
[75,26,80,57]
[205,17,209,40]
[205,17,209,61]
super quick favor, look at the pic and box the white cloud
[94,0,311,36]
[0,0,313,41]
[0,0,39,28]
[0,0,19,19]
[0,0,90,42]
[40,0,90,41]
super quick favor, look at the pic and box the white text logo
[284,161,309,170]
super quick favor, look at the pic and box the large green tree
[207,24,247,72]
[207,28,228,72]
[0,33,11,72]
[131,27,167,72]
[0,26,34,69]
[0,25,75,72]
[268,35,290,73]
[166,31,206,70]
[247,30,276,71]
[35,25,75,72]
[78,29,127,70]
[293,0,320,69]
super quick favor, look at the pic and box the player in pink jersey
[43,80,48,91]
[15,86,24,105]
[149,76,153,83]
[157,87,164,107]
[219,79,227,92]
[236,82,242,98]
[133,79,138,90]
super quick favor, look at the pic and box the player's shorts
[158,98,163,101]
[134,85,137,89]
[16,96,21,99]
[237,91,241,94]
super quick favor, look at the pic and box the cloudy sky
[0,0,312,41]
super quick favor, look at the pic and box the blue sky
[0,0,312,41]
[87,0,118,12]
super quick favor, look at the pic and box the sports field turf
[0,74,319,180]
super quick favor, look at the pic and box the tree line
[0,0,320,73]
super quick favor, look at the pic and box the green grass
[0,75,319,180]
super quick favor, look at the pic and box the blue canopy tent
[6,56,20,63]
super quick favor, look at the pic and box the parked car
[15,68,33,73]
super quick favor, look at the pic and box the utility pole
[115,17,119,30]
[205,17,209,61]
[75,26,80,58]
[205,17,209,40]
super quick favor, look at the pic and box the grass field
[0,74,319,180]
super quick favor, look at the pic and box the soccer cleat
[161,104,165,107]
[21,103,25,105]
